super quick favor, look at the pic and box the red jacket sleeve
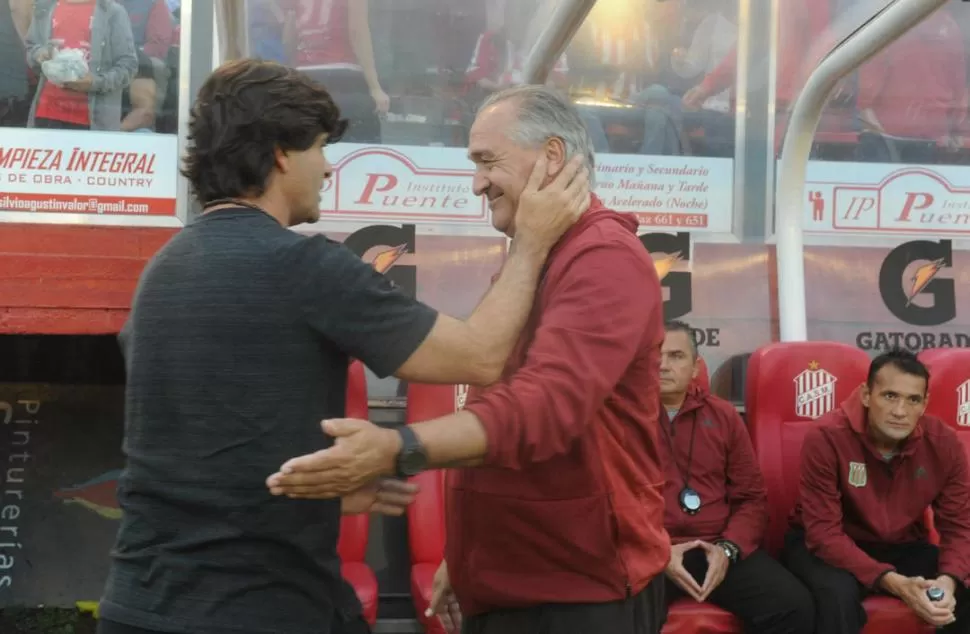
[933,428,970,585]
[465,32,499,84]
[718,401,768,557]
[464,242,659,470]
[800,425,894,587]
[143,0,176,61]
[698,48,735,97]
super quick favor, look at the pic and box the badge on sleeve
[847,461,868,488]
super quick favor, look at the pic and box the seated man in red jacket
[659,321,814,633]
[268,84,670,634]
[784,348,970,633]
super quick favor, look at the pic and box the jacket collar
[663,383,707,422]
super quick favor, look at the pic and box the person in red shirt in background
[680,0,832,152]
[856,6,967,163]
[463,0,569,109]
[26,0,136,131]
[268,84,669,634]
[463,0,608,153]
[784,348,970,633]
[659,321,814,634]
[294,0,388,144]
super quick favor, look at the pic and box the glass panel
[562,0,738,235]
[0,0,182,222]
[238,0,746,397]
[787,0,970,237]
[242,0,560,147]
[776,0,970,355]
[804,0,970,168]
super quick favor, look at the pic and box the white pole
[213,0,250,64]
[518,0,596,255]
[775,0,948,341]
[522,0,598,84]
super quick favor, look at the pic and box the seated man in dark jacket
[660,321,814,634]
[785,348,970,633]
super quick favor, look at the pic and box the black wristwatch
[715,539,740,565]
[394,425,428,478]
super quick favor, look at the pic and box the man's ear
[543,137,567,178]
[274,146,289,174]
[860,382,871,408]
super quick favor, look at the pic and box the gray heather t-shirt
[99,207,437,634]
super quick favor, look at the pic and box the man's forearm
[411,410,489,469]
[464,241,548,380]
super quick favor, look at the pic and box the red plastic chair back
[745,342,869,555]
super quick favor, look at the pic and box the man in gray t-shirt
[98,59,588,634]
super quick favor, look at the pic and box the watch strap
[395,425,422,478]
[715,539,740,564]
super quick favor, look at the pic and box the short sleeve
[282,235,438,378]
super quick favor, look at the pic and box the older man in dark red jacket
[431,86,668,634]
[267,84,670,634]
[659,321,813,633]
[784,348,970,633]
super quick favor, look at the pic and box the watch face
[399,448,427,475]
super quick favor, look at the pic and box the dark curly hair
[181,59,347,204]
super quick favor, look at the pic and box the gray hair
[479,85,597,187]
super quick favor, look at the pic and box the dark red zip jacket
[790,386,970,588]
[662,385,767,557]
[445,196,668,617]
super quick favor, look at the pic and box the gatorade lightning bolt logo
[370,244,408,274]
[906,258,946,307]
[653,251,682,282]
[53,470,122,520]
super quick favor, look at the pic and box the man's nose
[472,172,489,197]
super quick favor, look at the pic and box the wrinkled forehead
[467,103,521,160]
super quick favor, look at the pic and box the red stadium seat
[664,601,742,633]
[746,341,869,555]
[747,342,933,634]
[917,348,970,546]
[919,348,970,433]
[406,382,462,634]
[338,360,379,626]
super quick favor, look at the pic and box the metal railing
[523,0,599,84]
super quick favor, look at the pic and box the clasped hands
[665,540,730,602]
[882,571,957,628]
[266,418,418,516]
